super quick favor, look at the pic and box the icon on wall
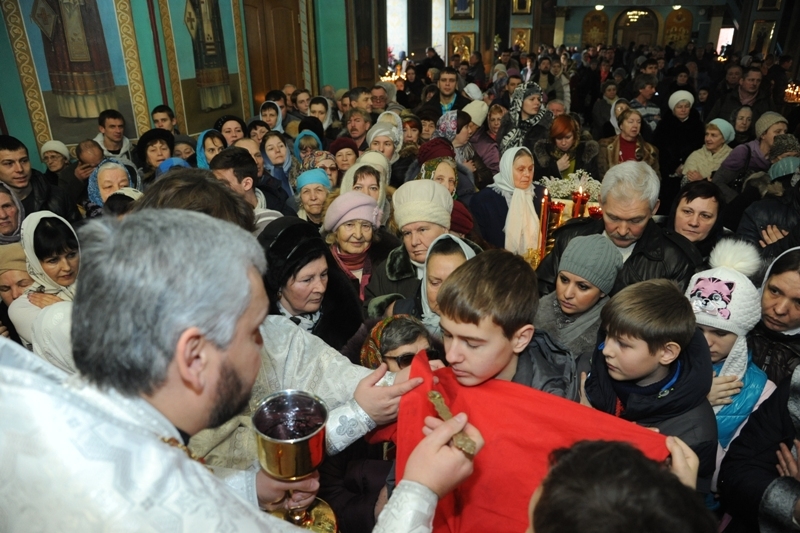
[513,0,532,14]
[450,0,474,20]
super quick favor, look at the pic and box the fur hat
[559,235,622,295]
[257,217,328,292]
[393,180,453,230]
[755,111,788,139]
[136,128,174,168]
[40,140,70,161]
[329,137,359,157]
[668,90,695,112]
[685,239,763,400]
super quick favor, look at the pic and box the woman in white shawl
[391,234,477,339]
[343,151,394,226]
[470,146,543,254]
[8,211,79,350]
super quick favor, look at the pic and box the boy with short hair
[582,278,718,493]
[437,249,578,398]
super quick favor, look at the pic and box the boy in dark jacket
[582,278,718,494]
[436,249,578,399]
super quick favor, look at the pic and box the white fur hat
[685,239,764,400]
[393,180,453,230]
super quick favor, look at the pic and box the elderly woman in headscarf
[682,119,735,184]
[302,150,339,187]
[323,191,393,302]
[340,158,393,229]
[0,182,24,245]
[432,110,493,189]
[8,211,79,350]
[257,216,363,350]
[497,81,554,154]
[295,168,331,228]
[84,158,138,218]
[0,243,31,344]
[195,129,227,169]
[470,146,545,253]
[599,98,654,142]
[414,156,459,198]
[259,101,284,133]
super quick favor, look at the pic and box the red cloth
[619,136,638,162]
[396,354,670,533]
[449,200,474,235]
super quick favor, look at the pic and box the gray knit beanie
[768,134,800,161]
[559,235,623,295]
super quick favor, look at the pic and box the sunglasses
[383,348,441,370]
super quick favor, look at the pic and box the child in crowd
[582,279,718,494]
[436,249,578,398]
[687,240,776,451]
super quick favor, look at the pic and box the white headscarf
[420,234,477,337]
[20,211,79,301]
[761,246,800,337]
[489,147,540,255]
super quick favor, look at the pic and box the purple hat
[323,191,382,232]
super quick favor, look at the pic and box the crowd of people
[1,39,800,533]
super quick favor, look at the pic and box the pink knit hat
[323,191,382,232]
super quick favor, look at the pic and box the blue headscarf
[196,129,223,170]
[293,130,323,161]
[88,158,137,206]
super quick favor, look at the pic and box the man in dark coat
[419,68,471,119]
[416,47,445,83]
[536,161,702,296]
[0,135,80,223]
[707,67,775,125]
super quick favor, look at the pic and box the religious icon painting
[2,0,150,148]
[450,0,474,19]
[158,0,251,136]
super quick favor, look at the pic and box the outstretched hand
[404,414,484,498]
[354,363,423,425]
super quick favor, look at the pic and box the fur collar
[386,246,417,281]
[534,136,600,166]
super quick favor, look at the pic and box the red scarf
[394,354,669,533]
[330,244,372,300]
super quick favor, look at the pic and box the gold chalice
[252,390,336,532]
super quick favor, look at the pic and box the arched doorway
[614,9,658,47]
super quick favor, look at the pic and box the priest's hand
[666,436,699,490]
[256,469,319,512]
[404,414,484,498]
[354,363,423,425]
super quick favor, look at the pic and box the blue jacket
[714,351,768,449]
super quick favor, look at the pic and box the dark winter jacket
[749,320,800,387]
[26,169,81,223]
[718,367,800,532]
[418,92,470,119]
[533,135,600,180]
[585,328,717,493]
[536,218,702,296]
[256,175,298,217]
[652,109,705,178]
[706,89,774,125]
[496,111,553,155]
[737,186,800,260]
[511,330,579,401]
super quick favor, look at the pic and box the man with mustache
[537,161,702,296]
[343,108,372,153]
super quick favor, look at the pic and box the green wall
[314,0,350,91]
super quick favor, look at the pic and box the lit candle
[539,188,549,259]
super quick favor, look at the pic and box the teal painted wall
[315,0,350,91]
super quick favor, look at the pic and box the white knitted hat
[393,180,453,230]
[685,239,763,407]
